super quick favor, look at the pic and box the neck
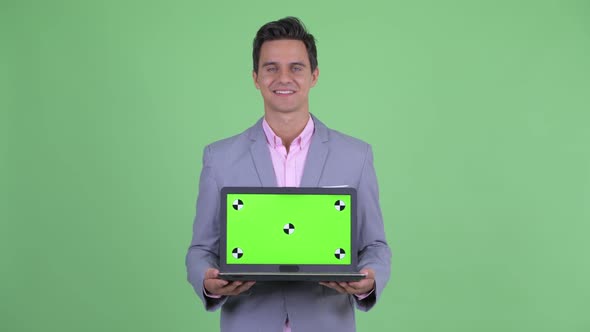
[264,111,310,151]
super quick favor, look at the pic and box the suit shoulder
[326,128,371,154]
[204,118,262,153]
[201,127,253,167]
[205,131,247,152]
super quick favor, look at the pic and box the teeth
[274,90,294,94]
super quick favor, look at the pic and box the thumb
[205,268,219,280]
[359,268,375,279]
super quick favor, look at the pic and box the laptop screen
[221,187,355,266]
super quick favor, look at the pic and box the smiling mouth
[273,90,295,95]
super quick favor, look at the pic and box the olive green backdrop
[1,0,589,331]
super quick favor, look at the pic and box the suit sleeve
[354,145,392,311]
[185,145,227,311]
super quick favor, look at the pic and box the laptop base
[218,272,366,282]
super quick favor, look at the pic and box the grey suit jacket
[186,115,391,332]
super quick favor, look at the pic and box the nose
[278,68,293,83]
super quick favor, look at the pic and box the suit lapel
[248,119,277,187]
[300,115,329,187]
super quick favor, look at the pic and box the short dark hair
[252,17,318,73]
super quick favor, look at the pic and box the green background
[2,0,589,331]
[226,194,351,264]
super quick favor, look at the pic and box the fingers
[233,281,255,295]
[204,268,256,296]
[223,281,245,294]
[319,281,348,293]
[319,268,376,295]
[205,278,256,296]
[345,279,375,294]
[319,281,362,294]
[217,280,256,296]
[203,277,228,295]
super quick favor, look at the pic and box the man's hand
[203,268,255,296]
[319,268,375,295]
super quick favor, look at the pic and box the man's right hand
[204,268,255,296]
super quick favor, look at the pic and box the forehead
[259,39,309,64]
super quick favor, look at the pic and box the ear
[310,67,320,87]
[252,70,260,89]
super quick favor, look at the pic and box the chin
[266,105,298,113]
[272,108,303,114]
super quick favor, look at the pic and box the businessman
[186,17,391,332]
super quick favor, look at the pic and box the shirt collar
[262,115,315,150]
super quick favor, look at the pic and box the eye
[292,66,303,72]
[266,66,277,73]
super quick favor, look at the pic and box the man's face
[253,39,319,115]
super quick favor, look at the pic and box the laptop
[218,187,366,282]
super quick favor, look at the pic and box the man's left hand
[319,268,375,295]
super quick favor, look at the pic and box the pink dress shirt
[262,116,315,187]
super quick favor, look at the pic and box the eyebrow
[261,61,307,67]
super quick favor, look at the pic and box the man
[186,17,391,332]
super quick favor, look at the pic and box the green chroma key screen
[226,193,352,265]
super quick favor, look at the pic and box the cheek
[259,77,274,89]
